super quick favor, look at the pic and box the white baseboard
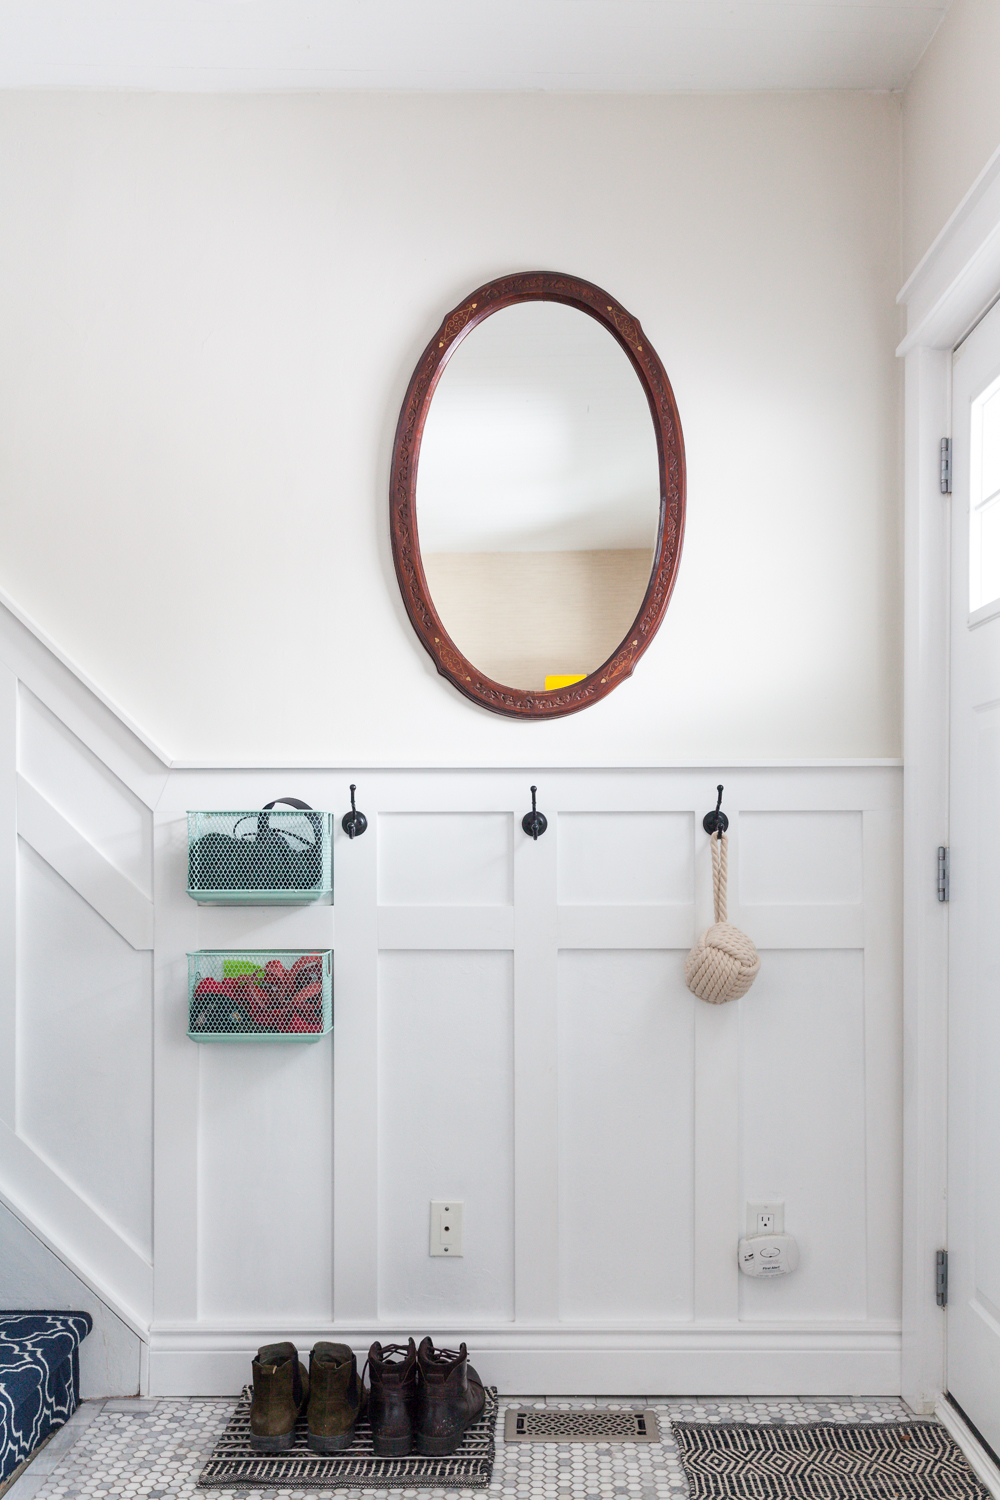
[936,1398,1000,1499]
[147,1326,901,1398]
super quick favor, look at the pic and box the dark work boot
[307,1343,365,1453]
[367,1339,417,1457]
[250,1342,309,1451]
[413,1339,486,1456]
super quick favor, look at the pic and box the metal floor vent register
[504,1408,660,1443]
[197,1385,498,1490]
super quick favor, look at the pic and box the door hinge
[936,1249,948,1306]
[940,437,952,494]
[937,846,950,902]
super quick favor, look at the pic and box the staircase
[0,1313,92,1486]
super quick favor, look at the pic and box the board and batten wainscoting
[0,602,901,1396]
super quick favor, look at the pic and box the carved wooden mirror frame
[390,271,686,719]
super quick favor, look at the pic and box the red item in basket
[285,979,322,1031]
[232,957,324,1032]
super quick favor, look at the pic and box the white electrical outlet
[430,1200,464,1257]
[747,1201,785,1236]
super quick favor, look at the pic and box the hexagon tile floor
[4,1395,922,1500]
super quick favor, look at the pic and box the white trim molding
[147,1324,901,1399]
[898,142,1000,1415]
[16,776,155,950]
[936,1399,1000,1499]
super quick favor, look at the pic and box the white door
[948,294,1000,1452]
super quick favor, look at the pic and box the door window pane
[983,385,1000,501]
[969,377,1000,613]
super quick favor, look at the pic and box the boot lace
[363,1342,413,1388]
[376,1342,413,1366]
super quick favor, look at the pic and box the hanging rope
[711,822,729,922]
[684,831,760,1004]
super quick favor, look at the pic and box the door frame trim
[898,141,1000,1413]
[936,1399,1000,1499]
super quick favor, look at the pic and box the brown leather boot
[250,1341,309,1451]
[306,1343,365,1453]
[367,1339,417,1457]
[413,1339,486,1456]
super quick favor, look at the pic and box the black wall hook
[522,785,548,841]
[342,784,368,840]
[702,784,729,838]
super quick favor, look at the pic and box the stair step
[0,1311,93,1486]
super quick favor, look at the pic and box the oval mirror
[391,272,685,718]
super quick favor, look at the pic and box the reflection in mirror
[416,302,660,692]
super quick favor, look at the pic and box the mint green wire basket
[187,949,333,1043]
[186,810,333,905]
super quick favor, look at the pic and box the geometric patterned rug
[197,1384,498,1490]
[671,1421,993,1499]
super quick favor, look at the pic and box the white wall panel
[16,839,152,1259]
[557,949,695,1321]
[862,808,903,1327]
[18,686,153,897]
[378,950,514,1323]
[739,948,868,1322]
[197,1043,333,1322]
[141,767,901,1391]
[378,813,513,906]
[739,811,863,906]
[557,812,694,905]
[0,655,904,1395]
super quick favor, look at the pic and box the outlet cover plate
[430,1200,464,1256]
[747,1201,785,1236]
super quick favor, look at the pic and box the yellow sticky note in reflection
[544,675,587,691]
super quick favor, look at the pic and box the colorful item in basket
[190,955,324,1035]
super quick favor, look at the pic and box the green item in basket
[223,959,266,980]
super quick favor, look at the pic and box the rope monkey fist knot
[684,922,760,1004]
[684,829,761,1004]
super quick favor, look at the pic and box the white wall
[0,90,901,765]
[903,0,1000,282]
[0,86,907,1398]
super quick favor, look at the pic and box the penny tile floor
[6,1395,918,1500]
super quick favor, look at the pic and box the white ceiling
[0,0,949,92]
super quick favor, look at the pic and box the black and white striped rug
[197,1385,497,1490]
[671,1421,992,1499]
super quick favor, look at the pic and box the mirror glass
[416,301,661,692]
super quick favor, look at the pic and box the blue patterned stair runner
[0,1312,93,1486]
